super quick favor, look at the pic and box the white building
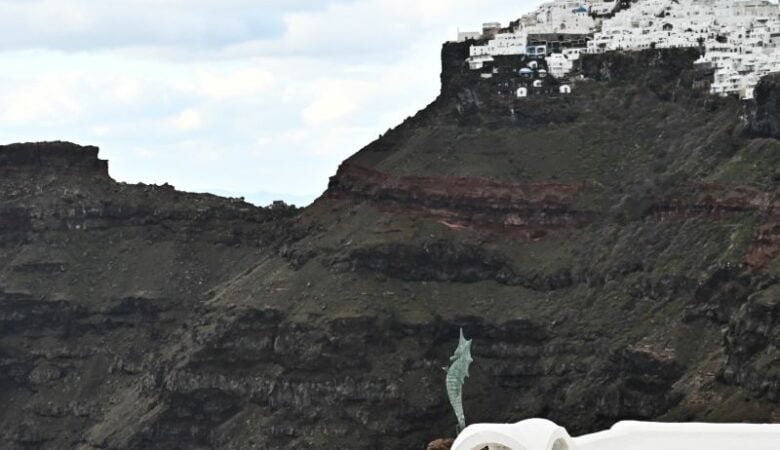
[532,1,598,34]
[591,1,621,16]
[452,418,780,450]
[466,28,529,69]
[588,0,780,98]
[547,48,585,77]
[464,1,601,68]
[470,30,529,58]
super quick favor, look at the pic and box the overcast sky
[0,0,537,205]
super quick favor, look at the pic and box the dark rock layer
[744,73,780,139]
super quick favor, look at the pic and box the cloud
[0,0,535,59]
[172,109,204,132]
[0,0,288,51]
[223,0,536,61]
[184,68,276,100]
[0,73,84,123]
[302,79,371,127]
[0,0,540,203]
[112,76,144,103]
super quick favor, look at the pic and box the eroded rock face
[723,284,780,401]
[327,163,592,236]
[4,46,780,450]
[0,142,299,450]
[744,73,780,139]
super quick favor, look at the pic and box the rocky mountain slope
[3,46,780,449]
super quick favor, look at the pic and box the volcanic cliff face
[0,142,299,449]
[3,45,780,450]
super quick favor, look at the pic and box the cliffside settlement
[458,0,780,99]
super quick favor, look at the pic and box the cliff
[0,141,109,176]
[2,46,780,450]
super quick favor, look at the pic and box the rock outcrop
[0,141,109,176]
[744,73,780,139]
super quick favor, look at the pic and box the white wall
[452,420,780,450]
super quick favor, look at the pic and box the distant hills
[205,188,319,208]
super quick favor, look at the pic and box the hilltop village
[458,0,780,99]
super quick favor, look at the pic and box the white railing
[452,419,780,450]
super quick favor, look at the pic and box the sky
[0,0,537,206]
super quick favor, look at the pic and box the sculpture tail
[447,378,466,432]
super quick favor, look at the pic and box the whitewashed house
[460,0,780,99]
[532,1,598,34]
[547,48,584,78]
[465,0,600,67]
[587,0,780,98]
[591,1,621,16]
[467,28,529,68]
